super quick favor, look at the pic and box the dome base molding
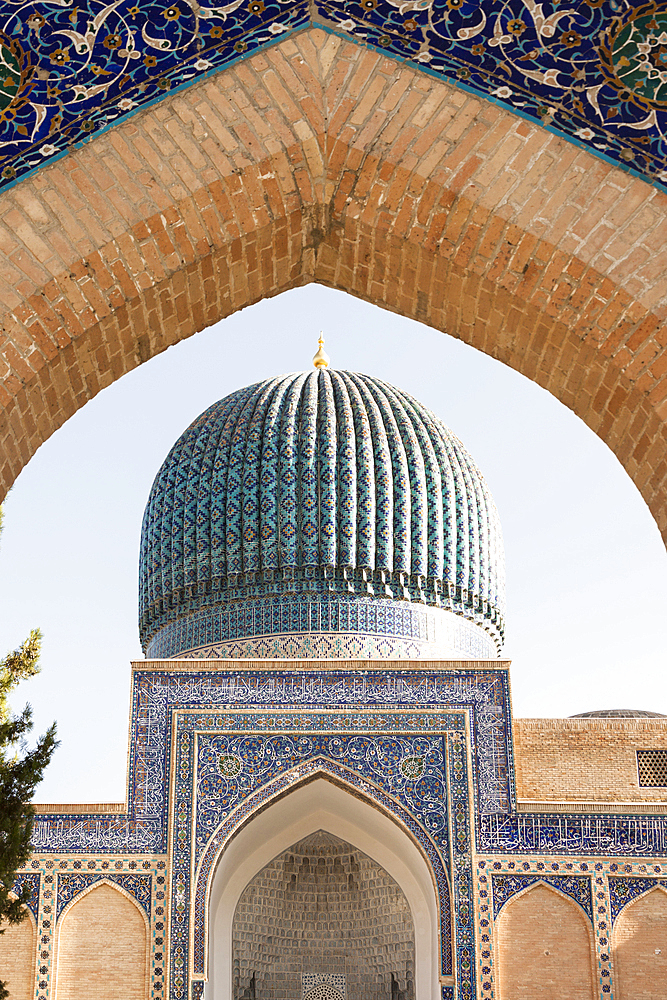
[145,596,498,661]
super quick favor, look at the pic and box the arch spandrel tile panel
[614,888,667,1000]
[0,911,36,1000]
[496,883,596,1000]
[2,3,667,191]
[55,882,148,1000]
[0,31,666,541]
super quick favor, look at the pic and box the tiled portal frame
[15,660,667,1000]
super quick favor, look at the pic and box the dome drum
[145,595,499,661]
[140,566,504,651]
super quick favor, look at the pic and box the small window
[637,750,667,787]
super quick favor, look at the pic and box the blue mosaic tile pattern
[479,811,667,856]
[490,872,593,919]
[139,370,505,656]
[11,871,40,921]
[182,720,459,987]
[0,1,666,192]
[55,871,152,918]
[608,873,667,922]
[194,731,449,867]
[146,595,497,659]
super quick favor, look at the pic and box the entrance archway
[1,30,666,538]
[206,779,443,1000]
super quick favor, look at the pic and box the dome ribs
[345,375,393,574]
[183,406,217,589]
[392,393,445,584]
[277,373,307,570]
[225,381,271,577]
[370,378,429,581]
[336,372,375,573]
[355,375,412,578]
[138,369,506,654]
[240,377,287,575]
[329,372,357,571]
[317,371,338,569]
[211,385,257,584]
[298,373,319,568]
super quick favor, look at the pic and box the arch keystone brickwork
[1,29,667,534]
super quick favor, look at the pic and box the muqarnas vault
[6,348,667,1000]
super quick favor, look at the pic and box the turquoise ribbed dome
[139,370,505,659]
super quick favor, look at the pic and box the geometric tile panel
[1,2,666,193]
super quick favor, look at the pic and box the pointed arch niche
[55,880,149,1000]
[613,886,667,999]
[205,778,442,1000]
[0,906,36,1000]
[495,882,596,1000]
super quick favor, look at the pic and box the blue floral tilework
[0,0,666,191]
[608,874,667,922]
[491,872,593,919]
[11,872,40,921]
[56,871,152,917]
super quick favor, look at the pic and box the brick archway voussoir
[1,27,667,538]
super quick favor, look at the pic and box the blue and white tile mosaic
[55,871,152,918]
[608,873,667,922]
[11,871,40,922]
[0,1,666,191]
[490,872,593,919]
[139,372,505,658]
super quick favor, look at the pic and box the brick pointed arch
[1,29,667,533]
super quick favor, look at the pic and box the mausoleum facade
[3,356,667,1000]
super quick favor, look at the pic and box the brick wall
[0,29,666,537]
[232,831,414,1000]
[495,883,595,999]
[0,911,35,1000]
[55,882,147,1000]
[614,888,667,999]
[514,719,667,804]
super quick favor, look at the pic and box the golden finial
[313,332,330,370]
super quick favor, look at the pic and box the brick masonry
[232,831,414,1000]
[514,718,667,804]
[0,29,667,536]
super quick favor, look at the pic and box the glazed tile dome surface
[139,370,505,659]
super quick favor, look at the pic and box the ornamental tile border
[0,1,666,193]
[475,857,667,999]
[17,857,167,1000]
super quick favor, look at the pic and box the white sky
[1,284,666,804]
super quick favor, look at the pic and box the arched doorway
[231,830,415,1000]
[206,778,443,1000]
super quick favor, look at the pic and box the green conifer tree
[0,508,58,1000]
